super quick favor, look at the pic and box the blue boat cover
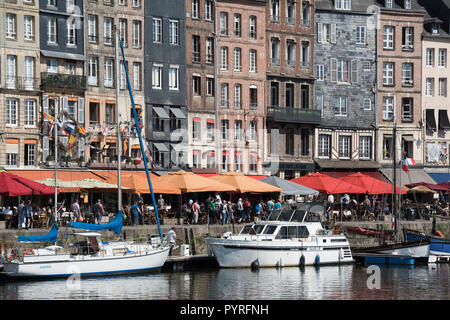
[18,224,59,243]
[427,173,450,184]
[70,211,123,234]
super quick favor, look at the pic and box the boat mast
[392,93,399,241]
[115,27,122,211]
[118,40,164,241]
[54,95,58,225]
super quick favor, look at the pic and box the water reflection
[0,264,448,300]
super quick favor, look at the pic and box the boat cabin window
[262,225,277,235]
[275,226,310,239]
[240,224,253,234]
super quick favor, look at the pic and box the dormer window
[385,0,393,8]
[404,0,411,9]
[432,24,440,35]
[335,0,350,10]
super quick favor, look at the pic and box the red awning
[290,173,366,194]
[0,172,56,196]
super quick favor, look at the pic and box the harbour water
[0,264,448,300]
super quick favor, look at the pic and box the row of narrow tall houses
[0,0,448,179]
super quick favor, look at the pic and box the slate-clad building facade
[314,0,378,172]
[144,0,188,172]
[39,0,86,164]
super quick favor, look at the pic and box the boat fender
[299,255,305,267]
[436,231,444,238]
[24,249,35,255]
[314,255,320,266]
[251,259,260,271]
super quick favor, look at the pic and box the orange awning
[93,170,181,194]
[208,172,282,193]
[159,170,237,193]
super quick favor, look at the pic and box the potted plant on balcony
[45,155,54,166]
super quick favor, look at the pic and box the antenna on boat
[118,39,164,241]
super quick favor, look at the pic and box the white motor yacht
[206,203,354,268]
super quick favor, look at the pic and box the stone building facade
[0,0,41,168]
[313,0,378,173]
[266,0,317,179]
[84,0,145,165]
[215,0,267,175]
[39,0,86,165]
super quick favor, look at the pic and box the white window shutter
[330,58,337,83]
[78,97,85,125]
[317,23,323,43]
[331,24,337,44]
[351,59,359,83]
[43,136,49,161]
[43,95,49,122]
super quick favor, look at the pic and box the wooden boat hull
[405,230,450,256]
[353,240,430,258]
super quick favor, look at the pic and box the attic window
[432,25,440,35]
[404,0,411,9]
[335,0,351,11]
[385,0,393,8]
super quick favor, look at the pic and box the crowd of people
[1,190,448,229]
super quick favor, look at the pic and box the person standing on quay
[192,200,199,224]
[93,199,104,224]
[167,227,176,256]
[237,198,244,223]
[25,200,33,229]
[131,202,141,227]
[18,200,26,229]
[71,199,82,222]
[221,200,229,225]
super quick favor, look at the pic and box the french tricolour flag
[402,157,416,173]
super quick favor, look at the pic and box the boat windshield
[240,224,253,234]
[267,209,282,221]
[265,202,325,223]
[262,225,278,235]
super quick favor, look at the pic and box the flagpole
[392,92,398,241]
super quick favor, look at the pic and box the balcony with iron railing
[2,76,40,91]
[41,72,87,90]
[267,106,321,124]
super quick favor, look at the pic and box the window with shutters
[337,59,349,83]
[317,23,335,44]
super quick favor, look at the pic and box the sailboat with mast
[353,93,430,262]
[2,30,170,278]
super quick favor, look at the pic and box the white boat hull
[378,244,430,258]
[206,238,353,268]
[3,246,170,278]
